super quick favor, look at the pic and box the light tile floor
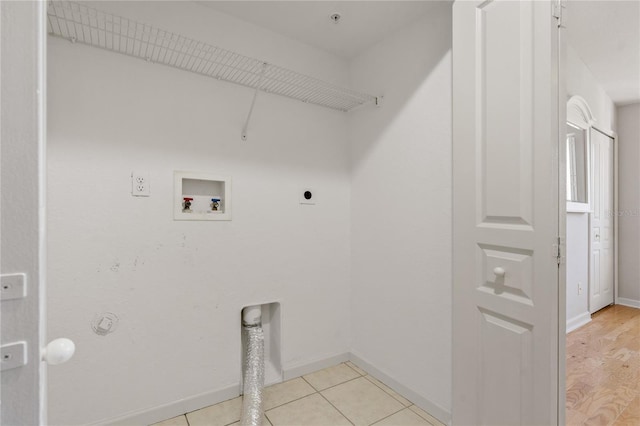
[152,362,445,426]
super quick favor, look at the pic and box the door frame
[557,12,567,425]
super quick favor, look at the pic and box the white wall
[567,46,616,132]
[565,213,590,331]
[47,2,351,424]
[617,102,640,305]
[349,3,452,422]
[565,45,616,328]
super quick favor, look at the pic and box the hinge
[556,236,564,266]
[552,0,565,27]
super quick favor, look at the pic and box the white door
[1,2,47,424]
[453,1,562,425]
[590,129,614,313]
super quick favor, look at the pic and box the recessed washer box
[174,171,231,221]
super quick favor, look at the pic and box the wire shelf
[47,1,377,112]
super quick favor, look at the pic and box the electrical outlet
[131,172,150,197]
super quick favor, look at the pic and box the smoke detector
[330,13,341,23]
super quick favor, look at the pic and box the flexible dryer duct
[240,306,265,426]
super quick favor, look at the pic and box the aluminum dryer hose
[240,306,265,426]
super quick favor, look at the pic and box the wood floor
[566,304,640,425]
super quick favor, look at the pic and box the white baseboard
[283,352,350,381]
[99,384,240,426]
[349,352,451,426]
[616,297,640,309]
[566,311,592,333]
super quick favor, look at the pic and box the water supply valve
[211,198,221,211]
[182,197,193,212]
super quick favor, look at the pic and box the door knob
[42,338,75,365]
[493,267,506,277]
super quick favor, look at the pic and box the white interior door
[453,1,562,424]
[1,2,47,424]
[589,129,614,313]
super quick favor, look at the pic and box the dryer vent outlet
[300,189,317,205]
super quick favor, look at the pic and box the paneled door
[452,1,562,424]
[590,129,614,313]
[1,1,48,424]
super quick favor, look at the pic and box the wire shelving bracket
[47,1,379,114]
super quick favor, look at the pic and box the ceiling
[566,0,640,105]
[196,1,443,59]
